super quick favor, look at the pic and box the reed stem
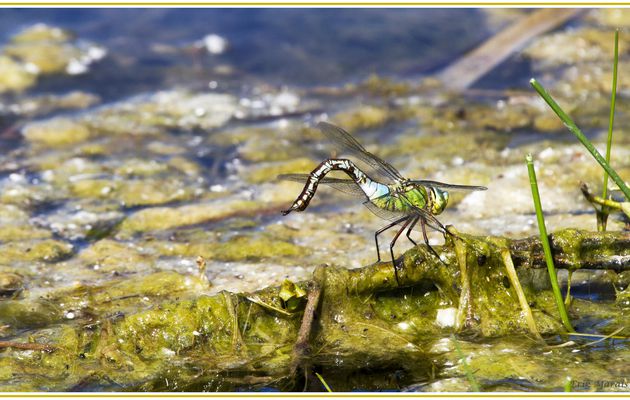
[529,78,630,201]
[526,154,574,332]
[600,29,620,231]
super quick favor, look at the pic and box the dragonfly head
[429,187,449,215]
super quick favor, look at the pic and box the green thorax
[371,184,429,213]
[370,182,450,216]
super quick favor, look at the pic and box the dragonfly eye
[430,187,449,215]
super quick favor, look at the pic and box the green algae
[0,272,24,297]
[117,199,264,235]
[0,239,73,264]
[0,24,105,94]
[0,55,37,93]
[147,234,310,263]
[0,299,62,329]
[239,137,306,163]
[0,229,625,391]
[413,98,568,137]
[69,178,197,207]
[278,279,307,312]
[332,104,412,133]
[9,91,100,118]
[81,91,236,137]
[332,105,392,132]
[113,158,170,177]
[358,74,413,97]
[590,8,630,28]
[42,271,209,321]
[523,27,626,69]
[0,223,52,242]
[0,205,30,224]
[244,158,316,184]
[4,24,102,75]
[167,156,202,176]
[78,239,151,274]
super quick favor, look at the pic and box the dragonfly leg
[420,218,444,263]
[389,217,414,286]
[374,216,409,263]
[405,216,419,247]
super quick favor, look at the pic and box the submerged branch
[507,229,629,272]
[439,9,583,90]
[0,341,55,352]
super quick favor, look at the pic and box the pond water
[0,8,628,393]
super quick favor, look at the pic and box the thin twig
[0,341,55,352]
[290,266,325,376]
[579,327,625,348]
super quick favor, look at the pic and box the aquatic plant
[526,154,574,332]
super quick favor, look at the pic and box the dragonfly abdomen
[282,158,389,215]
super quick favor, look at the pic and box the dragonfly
[279,121,487,285]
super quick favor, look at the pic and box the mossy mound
[0,229,626,391]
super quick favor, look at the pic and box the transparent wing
[398,193,447,233]
[363,200,412,221]
[278,173,367,198]
[410,180,487,192]
[317,121,404,184]
[363,199,446,234]
[411,206,447,234]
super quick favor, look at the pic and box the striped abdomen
[282,158,389,215]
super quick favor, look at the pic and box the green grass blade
[315,372,333,392]
[600,29,620,231]
[526,154,574,332]
[603,29,619,200]
[530,78,630,201]
[451,335,481,392]
[564,377,573,392]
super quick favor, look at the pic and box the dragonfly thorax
[391,183,449,215]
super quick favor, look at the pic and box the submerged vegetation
[0,9,629,392]
[0,229,628,391]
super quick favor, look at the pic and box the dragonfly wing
[411,206,447,234]
[278,173,367,197]
[397,193,447,233]
[362,199,412,222]
[409,180,487,191]
[363,197,445,235]
[317,121,404,184]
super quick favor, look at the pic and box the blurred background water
[0,8,504,99]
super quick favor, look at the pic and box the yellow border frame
[0,3,627,397]
[0,2,623,6]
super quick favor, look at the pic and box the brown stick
[439,9,584,90]
[0,341,55,353]
[508,230,630,272]
[290,266,325,376]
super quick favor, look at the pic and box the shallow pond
[0,8,628,392]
